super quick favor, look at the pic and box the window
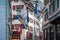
[57,24,60,40]
[29,18,33,23]
[49,0,59,16]
[8,18,12,22]
[45,11,48,21]
[51,4,53,14]
[49,3,54,16]
[29,26,33,31]
[50,26,54,32]
[44,29,49,40]
[53,1,55,12]
[49,2,54,16]
[57,0,59,8]
[13,15,16,19]
[59,0,60,7]
[45,30,46,39]
[30,12,33,15]
[36,22,39,26]
[54,0,57,11]
[49,5,51,16]
[16,5,24,13]
[16,5,24,9]
[16,5,21,12]
[50,26,54,40]
[13,6,16,10]
[57,25,60,33]
[43,30,45,40]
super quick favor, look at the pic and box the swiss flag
[26,31,30,39]
[40,32,43,40]
[16,24,23,35]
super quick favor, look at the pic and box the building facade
[10,0,27,40]
[42,0,60,40]
[34,17,40,40]
[21,0,43,40]
[33,0,44,40]
[10,0,44,40]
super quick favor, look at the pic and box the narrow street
[0,0,60,40]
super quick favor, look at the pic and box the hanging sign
[16,24,23,35]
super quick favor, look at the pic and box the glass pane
[57,0,59,8]
[57,24,60,40]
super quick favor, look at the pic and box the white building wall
[28,10,35,40]
[34,17,40,36]
[28,11,34,33]
[11,0,27,18]
[11,0,24,15]
[11,0,27,40]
